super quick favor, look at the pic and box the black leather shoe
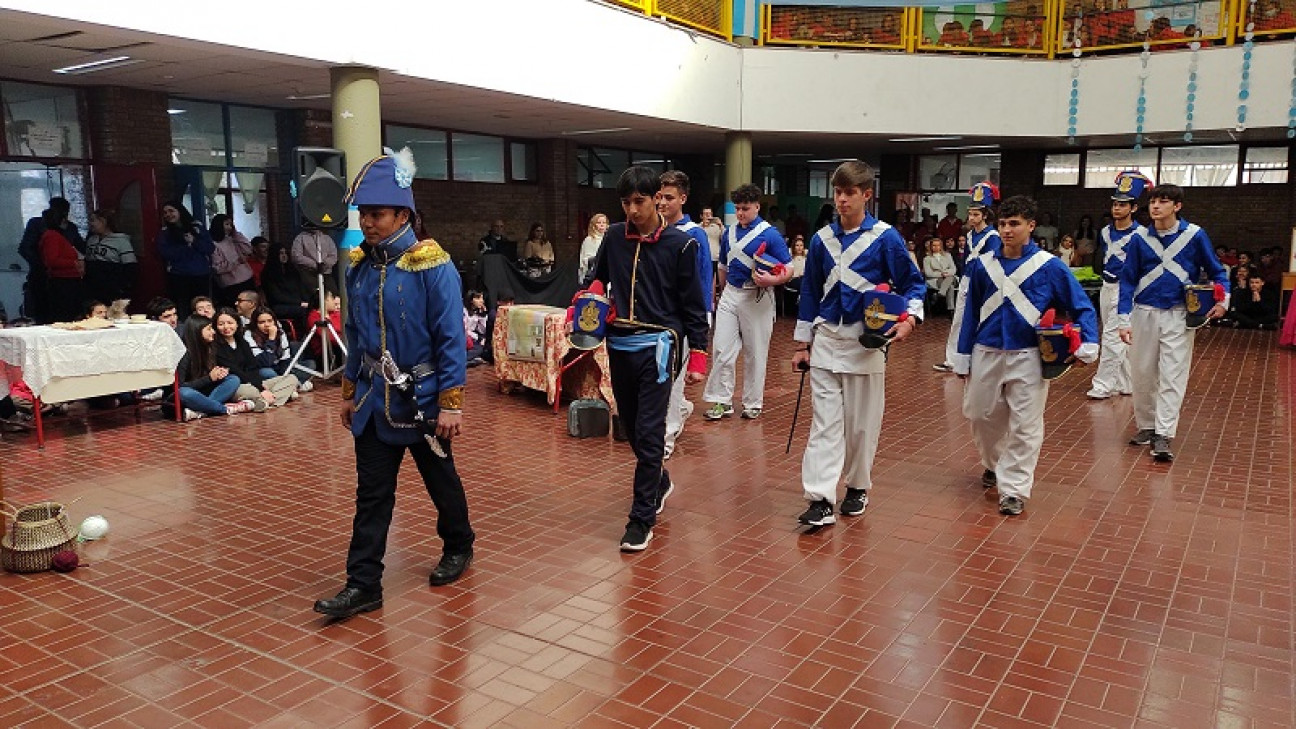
[313,587,382,618]
[430,552,473,586]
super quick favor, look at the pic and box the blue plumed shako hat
[968,182,999,210]
[345,148,416,210]
[1111,171,1152,202]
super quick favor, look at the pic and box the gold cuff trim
[438,386,464,411]
[341,378,356,400]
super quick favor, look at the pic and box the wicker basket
[1,502,77,574]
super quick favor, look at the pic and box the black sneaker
[620,520,652,551]
[999,496,1025,516]
[840,488,868,517]
[1150,434,1174,462]
[981,469,997,488]
[1129,428,1155,446]
[656,479,675,515]
[798,500,836,526]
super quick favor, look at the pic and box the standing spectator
[923,236,958,312]
[20,197,84,323]
[83,209,138,305]
[1073,215,1097,266]
[39,209,85,323]
[209,214,256,308]
[478,219,517,260]
[262,240,311,336]
[292,224,339,301]
[700,208,724,275]
[247,236,270,286]
[521,222,555,274]
[1034,212,1059,251]
[577,214,608,284]
[785,234,808,315]
[482,288,514,365]
[157,200,213,309]
[936,202,964,241]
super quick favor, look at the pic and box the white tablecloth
[0,322,186,398]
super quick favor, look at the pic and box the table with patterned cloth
[0,321,187,447]
[491,304,615,409]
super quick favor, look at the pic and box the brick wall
[86,86,175,203]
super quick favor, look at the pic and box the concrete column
[330,66,383,179]
[723,131,753,195]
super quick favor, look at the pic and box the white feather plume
[389,146,417,188]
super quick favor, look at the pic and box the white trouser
[1130,304,1193,438]
[1089,282,1131,396]
[944,276,971,365]
[665,335,695,442]
[703,286,775,409]
[962,346,1049,501]
[802,366,885,502]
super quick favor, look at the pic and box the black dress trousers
[607,345,673,527]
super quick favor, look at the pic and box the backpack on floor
[567,399,610,438]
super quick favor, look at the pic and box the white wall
[5,0,1291,138]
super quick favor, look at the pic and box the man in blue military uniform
[1087,171,1151,400]
[314,151,475,619]
[955,195,1098,516]
[1116,183,1228,462]
[935,182,1000,373]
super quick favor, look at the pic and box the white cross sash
[726,221,771,272]
[1134,223,1197,296]
[978,250,1054,326]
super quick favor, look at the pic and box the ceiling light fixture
[286,93,331,101]
[932,144,1000,151]
[806,158,858,164]
[53,56,143,75]
[886,136,962,143]
[560,127,632,136]
[166,109,186,115]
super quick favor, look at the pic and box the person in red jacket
[306,290,345,364]
[38,209,84,323]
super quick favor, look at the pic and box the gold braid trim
[397,239,451,272]
[347,247,366,267]
[438,386,464,411]
[341,378,356,400]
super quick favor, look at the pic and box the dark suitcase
[567,399,610,438]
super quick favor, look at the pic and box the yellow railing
[598,0,1295,53]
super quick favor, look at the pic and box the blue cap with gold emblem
[856,284,910,349]
[968,181,999,210]
[1111,170,1152,202]
[345,148,416,210]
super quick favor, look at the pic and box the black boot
[314,587,382,618]
[430,552,473,586]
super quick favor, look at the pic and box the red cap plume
[1062,322,1081,353]
[755,242,767,257]
[1038,308,1056,328]
[1213,283,1225,302]
[874,283,891,293]
[587,280,605,296]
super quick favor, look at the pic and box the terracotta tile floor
[1,318,1291,728]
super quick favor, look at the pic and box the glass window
[1083,148,1158,188]
[511,142,537,182]
[631,152,669,175]
[919,154,959,190]
[1043,153,1081,186]
[1242,147,1287,184]
[809,169,830,199]
[1,81,84,159]
[451,133,505,183]
[228,106,278,169]
[958,153,1001,189]
[591,148,630,189]
[386,125,448,180]
[169,99,227,167]
[1159,145,1238,187]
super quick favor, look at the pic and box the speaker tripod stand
[286,270,347,380]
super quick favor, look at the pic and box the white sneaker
[288,391,300,401]
[1085,388,1112,400]
[140,390,165,402]
[183,408,205,422]
[298,380,314,393]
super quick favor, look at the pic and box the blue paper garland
[1184,34,1200,143]
[1135,42,1149,151]
[1238,0,1256,131]
[1068,19,1083,144]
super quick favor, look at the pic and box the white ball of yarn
[79,515,110,540]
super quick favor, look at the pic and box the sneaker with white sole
[183,408,205,422]
[981,469,997,488]
[140,389,165,402]
[656,479,675,514]
[798,500,836,526]
[297,380,314,393]
[999,496,1025,516]
[703,403,733,421]
[225,399,255,415]
[619,520,652,551]
[741,407,762,420]
[840,488,868,517]
[1128,428,1155,446]
[1150,434,1174,462]
[1085,388,1113,400]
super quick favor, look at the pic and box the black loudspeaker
[294,147,347,229]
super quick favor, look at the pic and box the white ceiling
[1,9,1289,158]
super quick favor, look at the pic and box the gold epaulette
[397,239,451,272]
[348,247,366,268]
